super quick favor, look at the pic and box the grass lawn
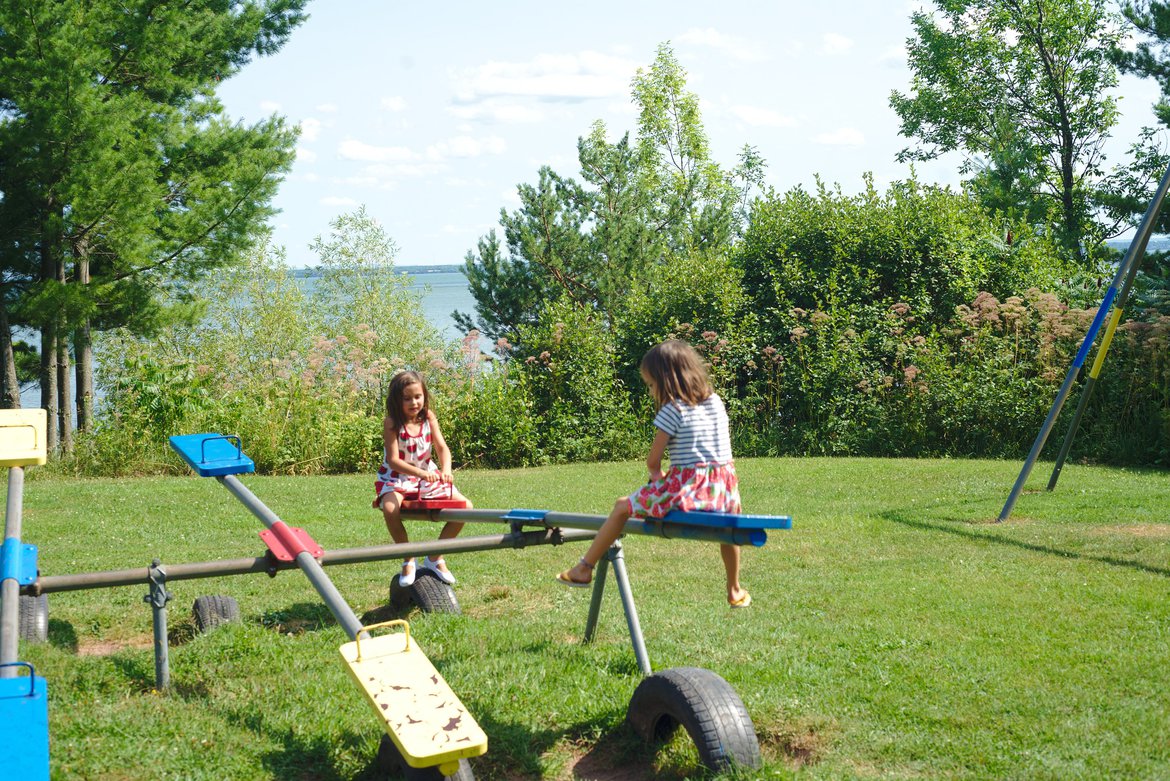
[7,457,1170,780]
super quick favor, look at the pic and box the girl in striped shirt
[556,340,751,608]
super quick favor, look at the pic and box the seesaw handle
[355,619,411,660]
[199,434,242,464]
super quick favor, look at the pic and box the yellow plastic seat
[339,621,487,774]
[0,410,47,467]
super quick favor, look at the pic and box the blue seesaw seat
[662,509,792,531]
[169,434,255,477]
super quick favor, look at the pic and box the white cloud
[815,128,866,146]
[338,138,416,162]
[381,96,408,111]
[453,51,640,102]
[299,118,322,142]
[260,100,282,112]
[316,103,338,113]
[677,28,768,62]
[730,105,797,128]
[448,102,545,123]
[823,33,855,55]
[295,146,317,163]
[426,136,507,159]
[320,196,359,207]
[880,44,907,64]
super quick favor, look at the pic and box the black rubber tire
[409,570,461,615]
[376,734,475,780]
[626,666,762,772]
[192,595,240,633]
[18,593,48,643]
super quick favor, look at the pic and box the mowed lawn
[8,457,1170,780]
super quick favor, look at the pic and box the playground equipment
[168,433,487,777]
[1000,161,1170,520]
[19,431,792,776]
[0,409,49,781]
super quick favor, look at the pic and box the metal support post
[1,466,25,678]
[583,555,609,643]
[145,560,172,691]
[606,543,651,675]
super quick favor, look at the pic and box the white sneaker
[421,556,456,585]
[398,560,417,587]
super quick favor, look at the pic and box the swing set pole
[998,161,1170,522]
[1045,163,1170,490]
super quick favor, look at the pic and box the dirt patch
[758,720,833,769]
[78,637,153,656]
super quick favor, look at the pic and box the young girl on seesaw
[375,370,471,587]
[556,339,751,608]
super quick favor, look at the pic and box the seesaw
[0,410,50,781]
[22,432,792,776]
[168,433,486,777]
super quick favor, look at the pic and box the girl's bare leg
[380,492,414,576]
[720,543,749,605]
[427,496,470,576]
[562,497,631,584]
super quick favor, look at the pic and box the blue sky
[216,0,1165,268]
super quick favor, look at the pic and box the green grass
[8,457,1170,780]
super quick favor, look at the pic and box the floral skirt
[373,476,455,509]
[627,462,741,518]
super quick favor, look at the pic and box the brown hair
[385,370,430,429]
[639,340,712,409]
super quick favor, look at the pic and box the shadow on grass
[229,707,370,781]
[471,708,650,780]
[881,510,1170,578]
[47,618,77,652]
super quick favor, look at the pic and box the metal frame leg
[580,541,651,675]
[145,560,172,691]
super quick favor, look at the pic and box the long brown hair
[385,370,430,429]
[640,340,712,409]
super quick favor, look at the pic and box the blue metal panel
[1,539,38,585]
[501,509,550,523]
[0,663,49,781]
[662,510,793,531]
[168,433,255,477]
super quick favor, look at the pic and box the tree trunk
[75,254,94,432]
[57,337,72,454]
[39,324,58,453]
[75,324,93,432]
[0,294,20,408]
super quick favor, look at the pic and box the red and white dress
[627,394,742,518]
[373,419,452,508]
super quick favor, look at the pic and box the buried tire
[626,666,761,772]
[192,595,240,633]
[389,570,461,615]
[375,734,474,781]
[18,593,48,643]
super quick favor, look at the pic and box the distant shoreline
[292,264,462,277]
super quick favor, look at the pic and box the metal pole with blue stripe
[1045,163,1170,490]
[998,162,1170,521]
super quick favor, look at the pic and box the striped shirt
[653,394,733,467]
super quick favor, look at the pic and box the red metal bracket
[260,522,324,562]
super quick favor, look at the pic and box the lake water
[18,266,477,408]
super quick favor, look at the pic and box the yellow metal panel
[339,621,487,770]
[0,409,47,466]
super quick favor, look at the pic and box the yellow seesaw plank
[0,409,46,467]
[339,621,487,770]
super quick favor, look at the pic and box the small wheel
[627,666,761,772]
[18,593,48,643]
[376,734,475,780]
[192,595,240,633]
[409,570,461,615]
